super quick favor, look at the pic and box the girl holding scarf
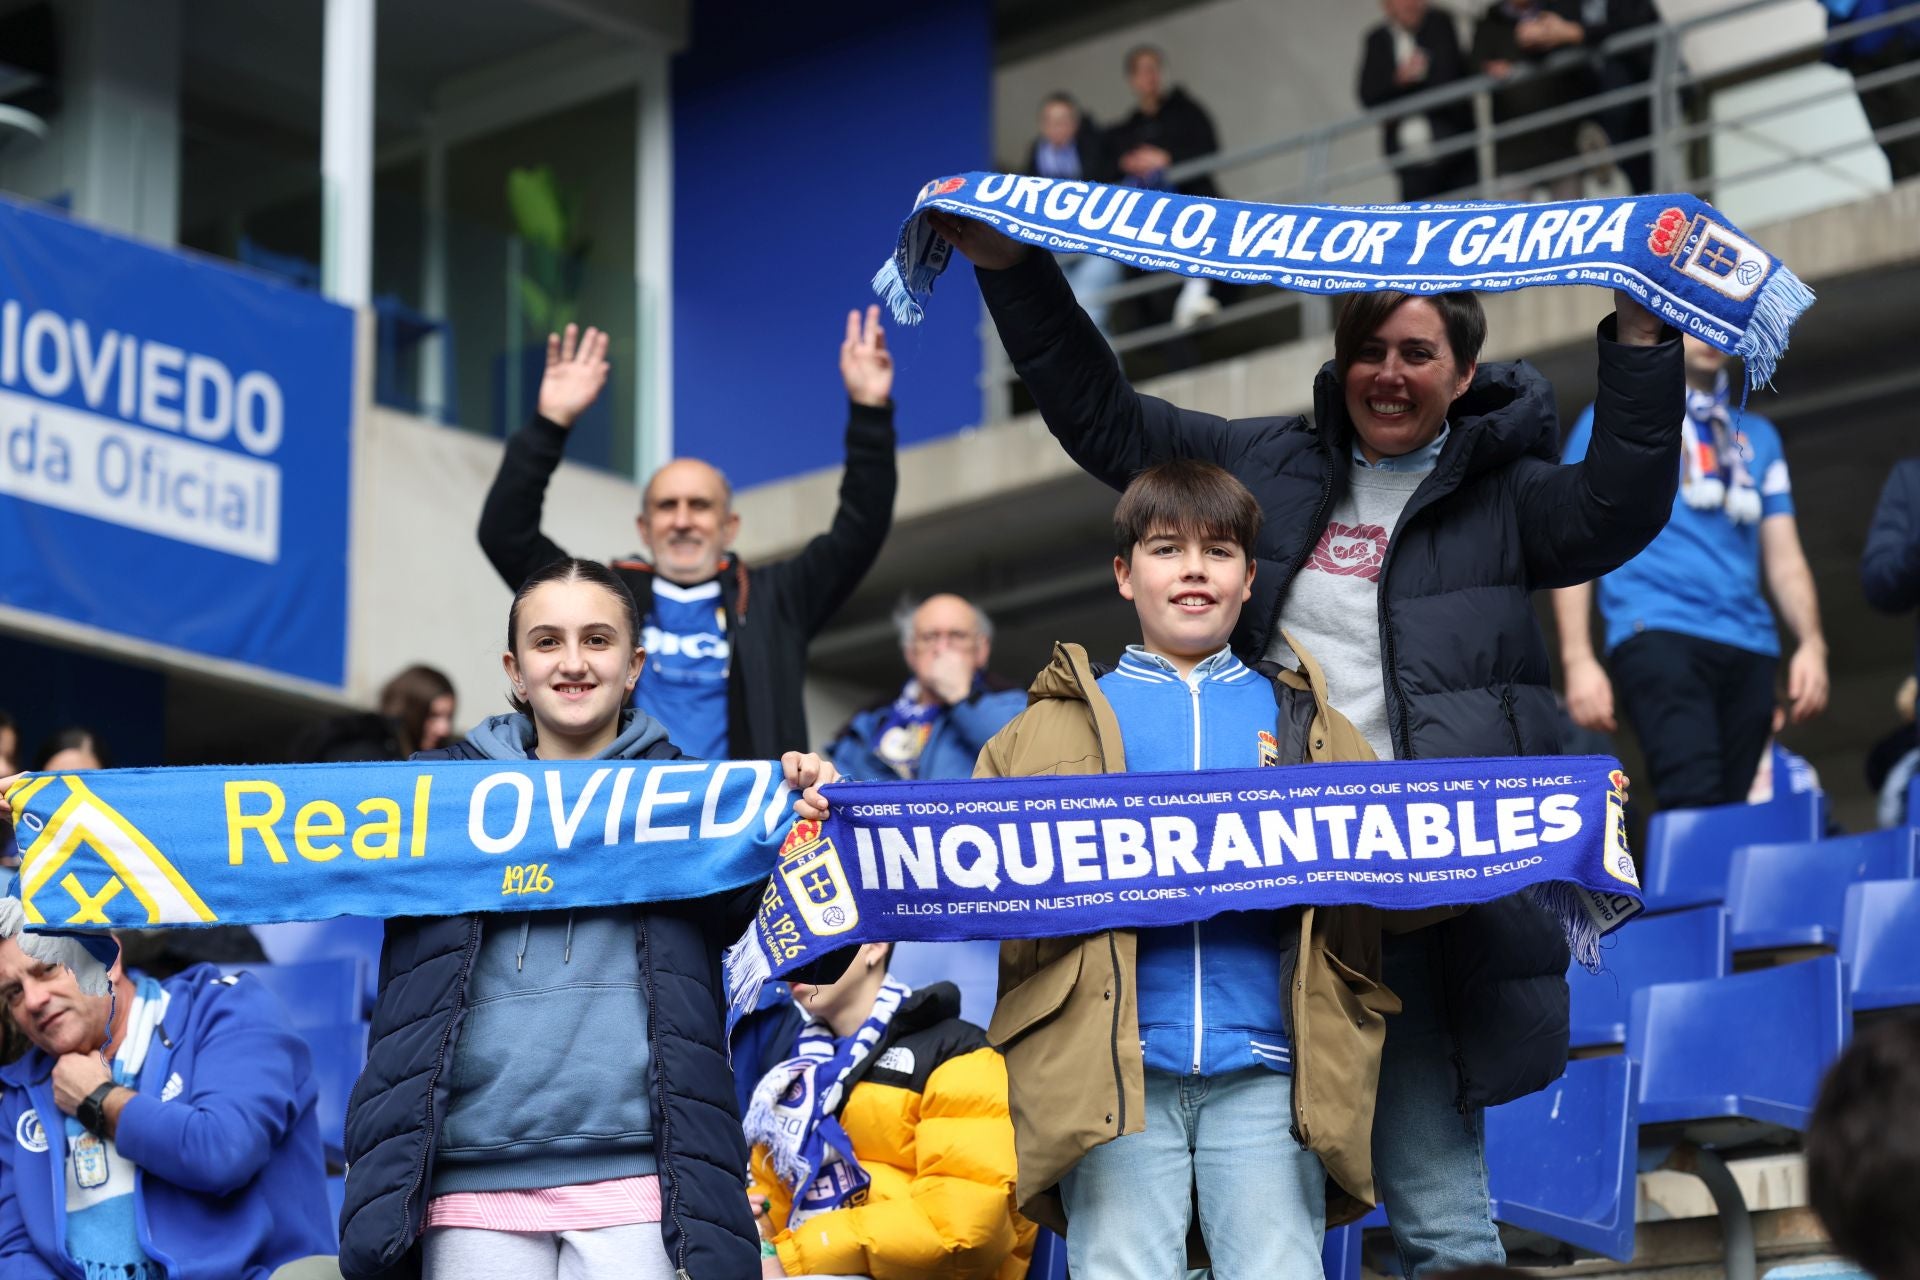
[339,557,839,1280]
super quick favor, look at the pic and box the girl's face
[421,695,456,752]
[503,580,642,757]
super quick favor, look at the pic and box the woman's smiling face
[1342,297,1476,464]
[504,579,642,756]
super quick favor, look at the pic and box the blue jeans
[1373,930,1506,1277]
[1059,1068,1324,1280]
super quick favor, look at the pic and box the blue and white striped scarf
[744,976,911,1227]
[874,173,1814,388]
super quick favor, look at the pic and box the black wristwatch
[76,1083,119,1138]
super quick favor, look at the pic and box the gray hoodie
[432,710,677,1195]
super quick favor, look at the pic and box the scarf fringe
[872,255,925,327]
[1528,881,1607,974]
[1736,264,1815,391]
[724,928,771,1027]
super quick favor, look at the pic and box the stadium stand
[1639,790,1827,913]
[1727,829,1920,954]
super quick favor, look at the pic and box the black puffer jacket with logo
[977,249,1683,1106]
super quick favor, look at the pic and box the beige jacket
[976,639,1413,1233]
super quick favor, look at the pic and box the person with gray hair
[825,593,1026,782]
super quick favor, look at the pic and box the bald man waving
[479,310,899,760]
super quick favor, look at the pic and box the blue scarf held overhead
[725,754,1643,1019]
[1,760,800,934]
[873,173,1814,388]
[744,976,910,1227]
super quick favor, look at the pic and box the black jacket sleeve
[1509,314,1684,587]
[758,401,899,639]
[477,415,576,591]
[976,251,1264,492]
[1358,27,1402,108]
[1863,460,1920,613]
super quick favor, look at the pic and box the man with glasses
[825,594,1026,783]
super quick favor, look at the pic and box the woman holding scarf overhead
[929,213,1680,1278]
[338,557,840,1280]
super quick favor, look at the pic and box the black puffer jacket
[338,741,760,1280]
[978,249,1683,1105]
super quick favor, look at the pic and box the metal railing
[980,0,1920,421]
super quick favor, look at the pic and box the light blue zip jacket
[1096,647,1293,1076]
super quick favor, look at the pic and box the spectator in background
[1556,337,1828,813]
[479,316,897,761]
[1747,706,1822,805]
[0,710,15,872]
[1359,0,1482,200]
[1867,676,1917,828]
[1473,0,1592,199]
[1824,0,1920,182]
[826,595,1026,783]
[738,943,1032,1280]
[290,664,460,764]
[1807,1014,1920,1280]
[1577,0,1662,193]
[0,933,338,1279]
[31,727,107,772]
[1864,456,1920,686]
[379,664,457,757]
[1110,45,1224,329]
[1026,93,1127,335]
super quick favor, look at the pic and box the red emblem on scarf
[1647,207,1688,259]
[1308,521,1389,581]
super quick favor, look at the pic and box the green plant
[506,165,590,340]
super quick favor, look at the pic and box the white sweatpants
[422,1223,675,1280]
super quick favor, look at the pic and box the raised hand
[537,323,611,429]
[926,210,1029,271]
[1612,289,1664,347]
[840,306,894,408]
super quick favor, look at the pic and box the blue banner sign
[0,197,353,685]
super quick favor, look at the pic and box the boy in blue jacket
[1037,458,1326,1279]
[0,937,335,1280]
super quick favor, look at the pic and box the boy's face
[1115,529,1255,666]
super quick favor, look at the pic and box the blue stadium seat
[1910,773,1920,828]
[1728,829,1919,952]
[223,957,366,1028]
[1485,1055,1639,1261]
[1322,1222,1363,1280]
[1841,879,1920,1012]
[1027,1226,1067,1280]
[254,917,385,1006]
[1639,791,1827,913]
[1629,956,1848,1134]
[307,1021,371,1169]
[1569,906,1728,1048]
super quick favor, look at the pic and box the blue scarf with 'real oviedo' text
[1,757,1640,1014]
[873,173,1813,387]
[725,754,1642,1017]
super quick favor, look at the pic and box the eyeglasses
[910,630,981,650]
